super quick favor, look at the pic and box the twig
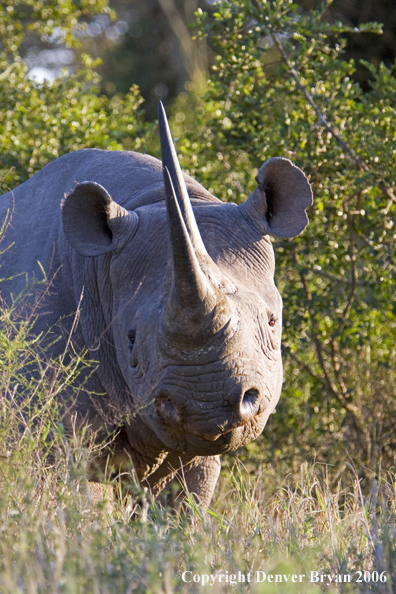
[292,250,343,401]
[312,266,367,286]
[337,216,357,335]
[329,339,348,396]
[47,287,84,399]
[292,251,371,446]
[157,0,205,83]
[289,352,323,384]
[270,31,396,207]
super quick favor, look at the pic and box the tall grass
[1,300,396,593]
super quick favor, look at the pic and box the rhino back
[0,149,218,302]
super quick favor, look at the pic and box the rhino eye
[268,317,276,328]
[128,330,136,348]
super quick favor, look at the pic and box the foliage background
[1,0,396,591]
[181,0,396,479]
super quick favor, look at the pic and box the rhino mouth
[148,392,271,455]
[184,416,269,455]
[155,393,263,439]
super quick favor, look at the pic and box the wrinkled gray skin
[0,106,312,506]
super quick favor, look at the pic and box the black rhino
[0,103,312,506]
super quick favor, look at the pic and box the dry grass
[1,302,396,594]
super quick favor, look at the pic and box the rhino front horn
[158,101,207,256]
[158,103,230,345]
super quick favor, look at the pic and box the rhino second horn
[163,167,230,345]
[158,100,207,257]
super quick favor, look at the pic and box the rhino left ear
[239,157,313,238]
[62,181,139,257]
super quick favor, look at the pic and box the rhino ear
[239,157,313,238]
[62,181,139,257]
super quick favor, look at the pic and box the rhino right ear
[62,181,139,257]
[239,157,313,238]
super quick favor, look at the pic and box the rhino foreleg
[87,452,221,514]
[144,453,220,509]
[180,455,221,508]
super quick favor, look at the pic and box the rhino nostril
[155,393,179,426]
[241,388,261,417]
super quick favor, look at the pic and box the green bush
[0,0,148,192]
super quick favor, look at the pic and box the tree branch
[289,351,323,384]
[270,31,396,207]
[337,216,357,336]
[158,0,206,84]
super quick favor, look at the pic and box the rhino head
[62,103,312,460]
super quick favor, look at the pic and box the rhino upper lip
[185,416,249,442]
[187,426,224,442]
[153,385,270,442]
[154,407,241,443]
[187,397,271,443]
